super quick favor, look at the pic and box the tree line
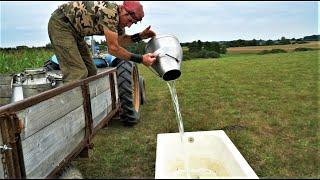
[76,34,320,60]
[1,35,318,60]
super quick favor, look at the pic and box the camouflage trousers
[48,10,97,84]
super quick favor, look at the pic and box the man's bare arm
[104,29,132,60]
[117,34,133,47]
[104,28,157,66]
[117,26,156,47]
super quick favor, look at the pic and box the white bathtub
[155,130,259,179]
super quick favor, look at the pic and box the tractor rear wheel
[115,59,142,126]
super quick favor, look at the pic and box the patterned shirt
[59,1,125,37]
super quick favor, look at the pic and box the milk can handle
[164,53,179,63]
[157,51,180,63]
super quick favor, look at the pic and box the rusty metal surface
[0,67,119,178]
[0,113,24,178]
[80,82,93,158]
[109,72,117,110]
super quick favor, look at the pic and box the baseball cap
[123,1,144,21]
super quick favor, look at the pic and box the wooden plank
[21,106,86,178]
[22,106,85,162]
[88,76,110,98]
[90,90,112,128]
[0,85,12,98]
[107,88,112,114]
[0,75,13,85]
[17,87,83,140]
[91,90,109,120]
[113,72,119,105]
[26,130,85,178]
[0,128,4,178]
[0,75,13,108]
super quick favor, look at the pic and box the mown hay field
[226,41,320,54]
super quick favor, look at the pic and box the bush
[183,50,220,60]
[296,41,307,44]
[258,49,287,55]
[220,45,227,54]
[183,53,192,61]
[294,47,313,52]
[258,50,270,55]
[206,51,220,58]
[270,49,287,53]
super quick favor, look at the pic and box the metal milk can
[145,35,183,81]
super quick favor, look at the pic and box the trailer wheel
[115,59,141,126]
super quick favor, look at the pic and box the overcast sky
[0,1,318,48]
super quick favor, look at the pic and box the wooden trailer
[0,67,120,178]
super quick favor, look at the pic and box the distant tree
[220,45,227,54]
[45,43,53,50]
[296,39,307,44]
[234,39,246,47]
[126,41,146,54]
[16,45,29,50]
[223,41,233,48]
[258,39,264,46]
[100,40,107,45]
[197,40,203,50]
[188,41,202,52]
[250,39,258,46]
[181,42,190,47]
[203,41,211,51]
[279,36,290,45]
[303,35,320,41]
[211,42,220,53]
[98,45,107,51]
[265,40,274,46]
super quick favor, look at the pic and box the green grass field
[71,50,319,178]
[0,49,53,73]
[0,48,319,178]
